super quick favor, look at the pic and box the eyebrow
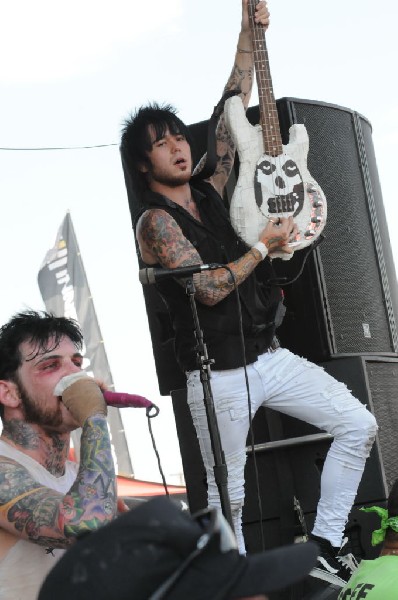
[29,352,84,366]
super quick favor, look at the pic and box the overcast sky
[0,0,396,484]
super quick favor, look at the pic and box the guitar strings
[251,5,288,228]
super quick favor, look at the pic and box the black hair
[0,309,83,383]
[120,102,194,195]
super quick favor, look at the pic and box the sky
[0,0,397,485]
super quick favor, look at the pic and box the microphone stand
[185,277,233,530]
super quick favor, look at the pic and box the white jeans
[186,347,378,553]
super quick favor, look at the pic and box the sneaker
[308,534,357,587]
[338,536,360,573]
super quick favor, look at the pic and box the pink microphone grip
[103,390,152,409]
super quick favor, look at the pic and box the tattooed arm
[137,208,295,306]
[0,415,116,549]
[208,0,270,196]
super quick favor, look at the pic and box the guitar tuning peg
[312,200,323,208]
[311,216,322,223]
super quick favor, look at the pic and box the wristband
[252,241,268,260]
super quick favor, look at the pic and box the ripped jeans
[186,347,378,554]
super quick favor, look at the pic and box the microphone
[139,263,223,285]
[103,390,151,409]
[103,391,159,417]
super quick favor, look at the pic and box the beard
[14,375,64,429]
[148,164,192,188]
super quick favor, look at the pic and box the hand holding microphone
[55,374,107,427]
[54,373,159,425]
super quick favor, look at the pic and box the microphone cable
[145,405,169,497]
[223,265,266,551]
[269,234,325,286]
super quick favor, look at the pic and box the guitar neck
[249,0,282,156]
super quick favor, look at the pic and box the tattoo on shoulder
[0,460,41,504]
[140,209,199,267]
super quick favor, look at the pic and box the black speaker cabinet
[140,283,186,395]
[262,99,398,362]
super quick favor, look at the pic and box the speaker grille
[291,101,394,354]
[366,359,398,489]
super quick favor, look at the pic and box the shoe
[338,536,360,573]
[308,534,358,587]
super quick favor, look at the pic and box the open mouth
[174,158,186,166]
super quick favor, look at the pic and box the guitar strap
[191,89,241,183]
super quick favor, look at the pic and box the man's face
[143,126,193,188]
[14,335,83,432]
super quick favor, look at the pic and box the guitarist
[120,0,377,587]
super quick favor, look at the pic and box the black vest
[141,182,283,371]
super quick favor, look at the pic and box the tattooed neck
[181,196,201,220]
[182,196,193,208]
[1,420,70,476]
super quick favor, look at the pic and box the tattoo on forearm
[62,416,116,537]
[225,65,253,99]
[194,249,259,305]
[213,118,236,182]
[0,416,116,548]
[138,210,259,307]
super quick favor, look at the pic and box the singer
[0,310,119,600]
[121,0,377,587]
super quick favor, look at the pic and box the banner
[38,212,133,476]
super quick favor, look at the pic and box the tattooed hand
[259,216,298,255]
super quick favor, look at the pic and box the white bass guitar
[224,0,327,255]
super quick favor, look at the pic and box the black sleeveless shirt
[140,181,283,372]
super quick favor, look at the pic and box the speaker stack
[125,98,398,565]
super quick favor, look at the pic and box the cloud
[0,0,182,83]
